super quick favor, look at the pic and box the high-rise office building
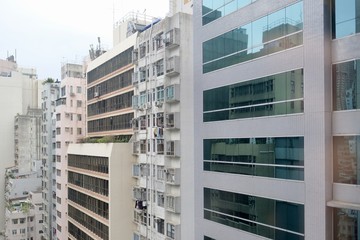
[66,14,145,240]
[193,0,360,239]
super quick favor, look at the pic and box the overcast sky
[0,0,168,80]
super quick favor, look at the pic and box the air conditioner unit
[94,91,99,97]
[155,101,163,107]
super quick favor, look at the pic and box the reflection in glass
[202,0,255,25]
[333,60,360,111]
[204,188,304,240]
[333,136,360,185]
[203,137,304,180]
[333,0,360,38]
[202,1,303,73]
[334,208,359,240]
[203,69,304,121]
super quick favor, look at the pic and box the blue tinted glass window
[202,1,303,73]
[333,0,360,38]
[202,0,255,25]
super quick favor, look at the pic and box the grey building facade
[194,0,360,239]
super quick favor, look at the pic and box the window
[333,59,360,110]
[157,192,165,207]
[333,208,359,239]
[87,113,133,133]
[56,142,61,148]
[77,114,82,121]
[202,0,255,25]
[204,188,304,239]
[332,0,360,38]
[204,137,304,180]
[56,127,61,135]
[166,223,175,239]
[57,170,61,177]
[61,86,66,96]
[57,197,61,204]
[19,218,25,224]
[333,136,360,184]
[157,166,165,180]
[204,69,304,121]
[12,219,18,224]
[68,154,109,174]
[20,228,25,234]
[57,224,62,232]
[155,59,164,76]
[56,113,61,121]
[77,128,82,135]
[12,229,17,235]
[68,205,108,239]
[156,218,164,234]
[77,86,82,93]
[203,1,303,73]
[87,47,133,84]
[76,100,82,107]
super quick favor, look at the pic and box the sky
[0,0,169,80]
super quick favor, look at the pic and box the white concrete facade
[40,81,60,240]
[0,60,42,233]
[5,191,43,240]
[14,108,42,174]
[131,11,193,240]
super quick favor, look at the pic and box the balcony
[165,112,180,130]
[133,187,147,201]
[165,84,180,103]
[164,28,180,49]
[165,195,180,213]
[165,168,180,185]
[165,56,180,76]
[165,140,180,157]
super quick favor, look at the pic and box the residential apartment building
[14,108,42,175]
[194,0,360,240]
[54,63,86,240]
[5,169,43,240]
[0,57,42,234]
[41,81,60,240]
[131,8,193,240]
